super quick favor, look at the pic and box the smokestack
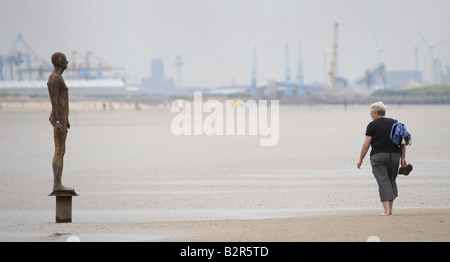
[414,46,418,72]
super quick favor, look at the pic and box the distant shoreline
[2,89,450,108]
[2,99,450,114]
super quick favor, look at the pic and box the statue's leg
[52,126,74,192]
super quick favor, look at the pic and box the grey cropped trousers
[370,153,401,202]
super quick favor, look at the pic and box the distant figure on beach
[48,52,75,193]
[356,102,407,216]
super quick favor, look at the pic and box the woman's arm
[357,136,372,169]
[401,145,407,167]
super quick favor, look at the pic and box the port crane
[329,23,339,88]
[1,34,123,81]
[0,34,32,81]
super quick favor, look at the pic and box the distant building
[140,59,175,95]
[445,65,450,85]
[385,70,422,89]
[433,60,450,85]
[433,59,445,85]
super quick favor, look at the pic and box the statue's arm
[50,76,61,123]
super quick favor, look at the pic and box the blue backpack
[390,119,412,147]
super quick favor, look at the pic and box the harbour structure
[0,33,32,81]
[250,46,257,95]
[284,43,293,97]
[329,23,339,89]
[174,55,184,91]
[0,34,127,96]
[140,59,176,95]
[296,42,305,95]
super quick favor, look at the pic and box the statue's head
[51,52,68,70]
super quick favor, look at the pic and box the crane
[70,51,123,79]
[284,43,293,96]
[329,23,339,88]
[0,33,32,81]
[1,34,125,81]
[357,62,386,90]
[296,42,304,86]
[250,46,257,95]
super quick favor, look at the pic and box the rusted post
[49,191,79,223]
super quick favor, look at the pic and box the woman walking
[357,102,407,216]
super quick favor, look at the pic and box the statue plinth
[49,191,79,223]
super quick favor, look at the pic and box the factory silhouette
[1,26,450,103]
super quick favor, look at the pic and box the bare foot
[53,184,75,192]
[380,212,391,216]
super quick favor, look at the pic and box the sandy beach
[2,208,448,242]
[0,100,449,242]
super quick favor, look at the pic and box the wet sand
[0,101,449,241]
[1,208,449,242]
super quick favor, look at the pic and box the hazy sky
[1,0,449,87]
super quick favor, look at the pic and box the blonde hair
[370,101,386,116]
